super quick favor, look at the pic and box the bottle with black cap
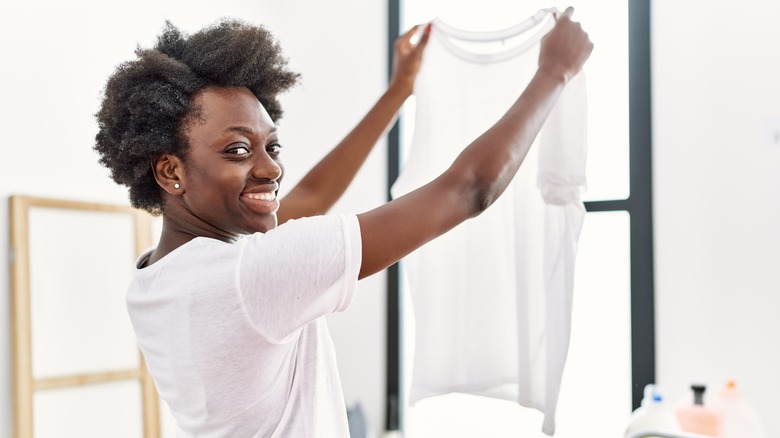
[674,383,722,436]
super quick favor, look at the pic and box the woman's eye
[226,144,250,155]
[267,143,283,156]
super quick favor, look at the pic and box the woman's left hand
[390,23,432,97]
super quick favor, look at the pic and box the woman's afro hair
[94,19,300,215]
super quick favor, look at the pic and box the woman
[95,8,592,437]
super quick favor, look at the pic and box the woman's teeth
[244,193,276,201]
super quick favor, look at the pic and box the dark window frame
[384,0,654,430]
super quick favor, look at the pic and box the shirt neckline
[431,8,558,64]
[134,236,230,272]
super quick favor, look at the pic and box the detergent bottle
[674,383,722,437]
[624,384,681,438]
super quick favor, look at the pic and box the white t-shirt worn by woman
[126,214,362,437]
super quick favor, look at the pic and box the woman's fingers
[400,24,420,43]
[415,23,432,52]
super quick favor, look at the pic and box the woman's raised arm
[278,24,431,223]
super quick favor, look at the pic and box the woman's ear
[152,154,185,195]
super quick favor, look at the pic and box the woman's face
[178,86,284,237]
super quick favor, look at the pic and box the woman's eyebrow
[224,125,278,135]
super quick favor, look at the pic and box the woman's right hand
[390,23,432,97]
[538,7,594,83]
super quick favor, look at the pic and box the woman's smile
[241,187,280,214]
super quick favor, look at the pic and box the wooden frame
[9,195,160,438]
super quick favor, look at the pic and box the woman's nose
[252,152,282,181]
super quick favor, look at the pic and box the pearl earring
[174,183,180,189]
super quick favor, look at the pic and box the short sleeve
[236,214,362,343]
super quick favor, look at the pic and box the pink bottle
[674,384,722,437]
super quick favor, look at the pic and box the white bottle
[714,380,766,438]
[624,384,682,438]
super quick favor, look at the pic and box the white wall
[653,0,780,436]
[0,1,388,436]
